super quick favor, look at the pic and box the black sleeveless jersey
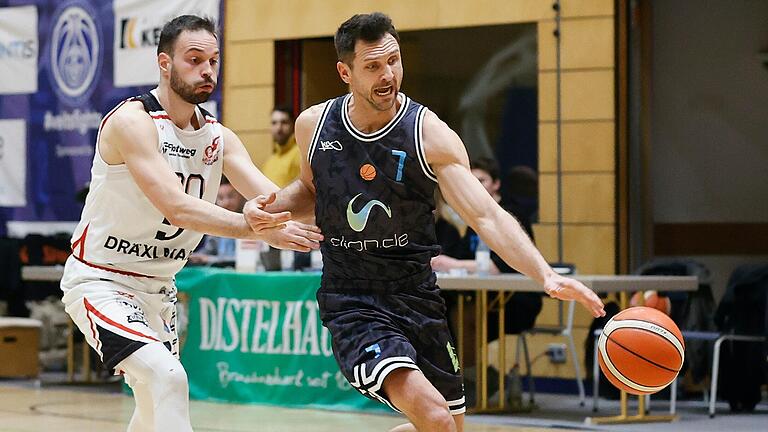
[309,93,441,282]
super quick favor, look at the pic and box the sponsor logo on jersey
[329,193,409,252]
[203,136,220,165]
[127,311,150,327]
[446,341,460,373]
[162,141,196,158]
[49,1,102,106]
[117,299,141,311]
[319,140,343,151]
[346,193,390,232]
[104,235,189,261]
[365,343,382,359]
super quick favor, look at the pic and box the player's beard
[170,68,215,105]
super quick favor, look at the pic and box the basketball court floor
[2,379,766,432]
[0,383,576,432]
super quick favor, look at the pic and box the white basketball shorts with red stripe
[60,256,180,374]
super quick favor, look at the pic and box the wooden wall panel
[236,131,273,167]
[560,0,614,18]
[539,70,615,121]
[487,329,591,378]
[222,87,273,131]
[533,224,615,274]
[539,173,616,223]
[224,41,273,87]
[539,121,615,173]
[227,0,613,42]
[538,17,615,70]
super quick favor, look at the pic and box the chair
[516,264,585,406]
[591,329,766,417]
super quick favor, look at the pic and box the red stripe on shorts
[83,298,159,342]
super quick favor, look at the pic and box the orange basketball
[360,163,377,181]
[630,290,672,316]
[597,306,684,395]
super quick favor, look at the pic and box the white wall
[651,0,768,223]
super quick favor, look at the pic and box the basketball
[360,163,377,181]
[630,290,672,315]
[597,306,685,395]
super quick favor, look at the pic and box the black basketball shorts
[317,271,465,414]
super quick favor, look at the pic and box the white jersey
[69,89,223,278]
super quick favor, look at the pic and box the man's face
[472,168,500,197]
[165,30,219,104]
[270,110,294,145]
[338,33,403,112]
[216,184,244,212]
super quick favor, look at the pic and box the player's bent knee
[423,407,455,431]
[152,364,188,396]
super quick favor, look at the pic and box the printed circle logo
[359,163,377,181]
[49,2,101,105]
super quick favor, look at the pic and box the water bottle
[279,249,295,271]
[235,239,262,273]
[475,237,491,276]
[310,249,323,270]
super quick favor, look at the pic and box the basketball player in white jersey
[60,15,322,432]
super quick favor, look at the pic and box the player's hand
[243,193,291,232]
[543,274,606,318]
[430,255,461,272]
[259,220,323,252]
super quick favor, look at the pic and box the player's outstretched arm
[244,103,325,226]
[221,125,322,251]
[422,110,605,318]
[103,103,319,252]
[220,125,293,232]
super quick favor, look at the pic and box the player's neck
[156,84,200,131]
[347,94,400,134]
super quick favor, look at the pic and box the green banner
[176,267,385,412]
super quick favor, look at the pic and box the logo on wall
[0,5,39,94]
[118,17,162,50]
[49,1,102,106]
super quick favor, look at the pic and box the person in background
[261,106,301,187]
[260,106,312,269]
[433,157,535,274]
[189,178,246,265]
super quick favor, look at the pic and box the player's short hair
[334,12,400,65]
[471,157,500,181]
[157,15,218,57]
[273,105,294,120]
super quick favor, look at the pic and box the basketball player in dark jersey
[245,13,605,432]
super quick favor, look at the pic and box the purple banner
[0,0,223,236]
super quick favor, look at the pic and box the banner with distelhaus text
[176,268,386,412]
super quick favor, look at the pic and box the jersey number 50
[155,172,205,241]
